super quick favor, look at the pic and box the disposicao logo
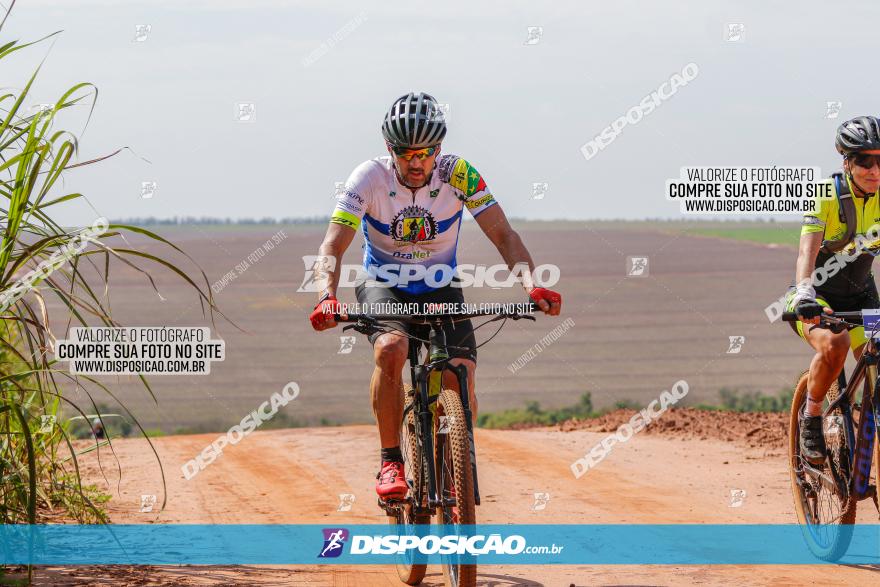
[318,528,349,558]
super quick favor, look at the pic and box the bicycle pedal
[378,496,406,509]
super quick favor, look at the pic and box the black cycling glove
[795,299,823,320]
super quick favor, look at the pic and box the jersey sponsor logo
[331,217,357,228]
[330,210,359,229]
[392,250,431,260]
[802,216,823,226]
[435,153,458,183]
[341,190,365,205]
[450,159,487,196]
[430,189,440,198]
[466,193,495,210]
[391,205,437,244]
[337,199,361,213]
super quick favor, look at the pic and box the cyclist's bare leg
[371,331,408,448]
[802,325,849,416]
[370,334,477,447]
[443,358,477,426]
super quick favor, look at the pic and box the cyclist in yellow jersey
[788,116,880,464]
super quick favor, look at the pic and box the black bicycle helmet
[836,115,880,156]
[381,92,447,149]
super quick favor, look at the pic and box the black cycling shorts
[787,280,880,348]
[354,282,477,363]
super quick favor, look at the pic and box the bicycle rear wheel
[789,369,856,561]
[434,387,476,587]
[391,385,430,585]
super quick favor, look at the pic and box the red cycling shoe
[376,461,408,499]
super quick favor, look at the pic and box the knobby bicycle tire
[788,370,856,561]
[435,387,476,587]
[392,384,431,585]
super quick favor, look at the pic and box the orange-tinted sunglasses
[390,145,437,161]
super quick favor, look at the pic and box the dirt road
[36,424,879,585]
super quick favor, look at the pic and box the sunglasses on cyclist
[851,153,880,170]
[390,145,437,161]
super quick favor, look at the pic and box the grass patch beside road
[477,393,597,428]
[631,218,803,246]
[683,225,800,247]
[477,388,794,429]
[693,387,793,413]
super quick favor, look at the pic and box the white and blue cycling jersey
[330,154,497,294]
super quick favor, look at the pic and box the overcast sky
[4,0,878,224]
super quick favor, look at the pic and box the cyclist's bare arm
[474,205,536,288]
[794,231,828,324]
[316,222,355,300]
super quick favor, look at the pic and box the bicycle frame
[336,305,535,516]
[823,339,880,501]
[405,320,480,514]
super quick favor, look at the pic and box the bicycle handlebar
[781,311,864,322]
[332,302,539,343]
[331,300,538,324]
[334,306,538,324]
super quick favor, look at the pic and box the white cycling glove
[790,282,817,308]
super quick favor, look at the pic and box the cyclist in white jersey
[309,92,562,499]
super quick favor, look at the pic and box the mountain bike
[336,305,536,587]
[782,309,880,560]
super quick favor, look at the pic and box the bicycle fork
[414,364,439,509]
[448,362,480,506]
[412,362,482,509]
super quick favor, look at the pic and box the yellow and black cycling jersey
[801,176,880,297]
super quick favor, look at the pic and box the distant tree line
[110,216,332,225]
[109,216,793,226]
[111,216,525,226]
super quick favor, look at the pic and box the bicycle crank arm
[801,463,838,494]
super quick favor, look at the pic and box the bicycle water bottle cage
[820,172,856,254]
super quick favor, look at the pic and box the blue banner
[1,524,878,565]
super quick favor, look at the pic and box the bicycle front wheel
[788,369,856,561]
[434,387,476,587]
